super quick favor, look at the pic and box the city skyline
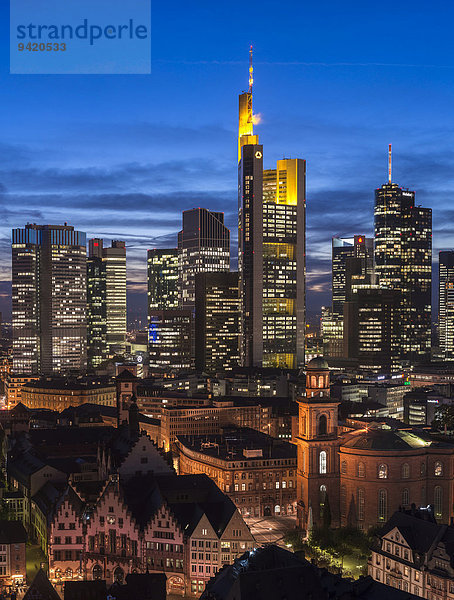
[2,1,454,321]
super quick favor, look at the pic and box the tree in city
[432,405,454,432]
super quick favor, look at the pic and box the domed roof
[342,428,433,451]
[306,356,329,370]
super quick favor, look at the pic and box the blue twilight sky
[1,0,454,322]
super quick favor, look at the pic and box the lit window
[319,451,327,474]
[378,464,388,479]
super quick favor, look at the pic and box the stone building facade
[295,357,454,532]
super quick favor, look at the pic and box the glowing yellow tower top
[238,45,259,162]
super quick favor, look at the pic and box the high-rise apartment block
[12,224,87,375]
[438,251,454,360]
[195,271,240,373]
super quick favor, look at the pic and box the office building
[439,251,454,360]
[87,239,127,363]
[332,235,374,317]
[12,224,87,375]
[87,240,107,368]
[344,288,401,374]
[238,53,305,368]
[178,208,230,311]
[195,271,240,373]
[176,427,297,517]
[148,310,192,371]
[374,148,432,365]
[147,248,179,311]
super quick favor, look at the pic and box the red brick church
[295,357,454,532]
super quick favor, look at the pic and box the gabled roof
[380,511,441,554]
[31,481,67,525]
[23,569,60,600]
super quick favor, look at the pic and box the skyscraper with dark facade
[12,224,87,375]
[178,208,230,311]
[87,239,107,368]
[195,271,240,373]
[238,53,306,369]
[374,176,432,365]
[438,251,454,360]
[332,235,374,317]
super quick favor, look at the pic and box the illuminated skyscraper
[148,310,192,370]
[195,271,240,372]
[87,239,107,368]
[438,251,454,360]
[178,208,230,310]
[332,236,374,317]
[12,224,87,375]
[87,239,127,361]
[103,240,127,355]
[374,147,432,365]
[238,51,306,368]
[261,160,306,368]
[147,248,179,311]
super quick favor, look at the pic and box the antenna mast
[388,143,392,184]
[248,45,253,93]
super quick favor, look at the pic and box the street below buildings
[244,515,297,547]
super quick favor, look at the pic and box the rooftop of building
[0,519,27,544]
[200,545,417,600]
[378,508,454,563]
[176,427,296,462]
[342,426,454,451]
[22,376,115,391]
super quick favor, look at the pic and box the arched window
[420,462,426,476]
[311,376,317,389]
[319,484,327,511]
[402,463,410,479]
[434,486,443,519]
[340,485,346,517]
[402,488,409,507]
[65,568,73,579]
[341,460,347,474]
[378,464,388,479]
[318,414,327,435]
[357,462,365,478]
[114,567,124,584]
[318,375,324,388]
[378,489,387,522]
[435,461,443,477]
[301,414,306,437]
[93,565,103,580]
[319,450,327,474]
[357,488,365,521]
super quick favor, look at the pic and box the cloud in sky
[1,96,454,321]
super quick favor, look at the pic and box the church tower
[295,357,341,531]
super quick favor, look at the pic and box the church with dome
[295,357,454,532]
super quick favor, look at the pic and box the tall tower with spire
[238,45,259,162]
[238,47,264,367]
[238,48,306,368]
[374,146,432,366]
